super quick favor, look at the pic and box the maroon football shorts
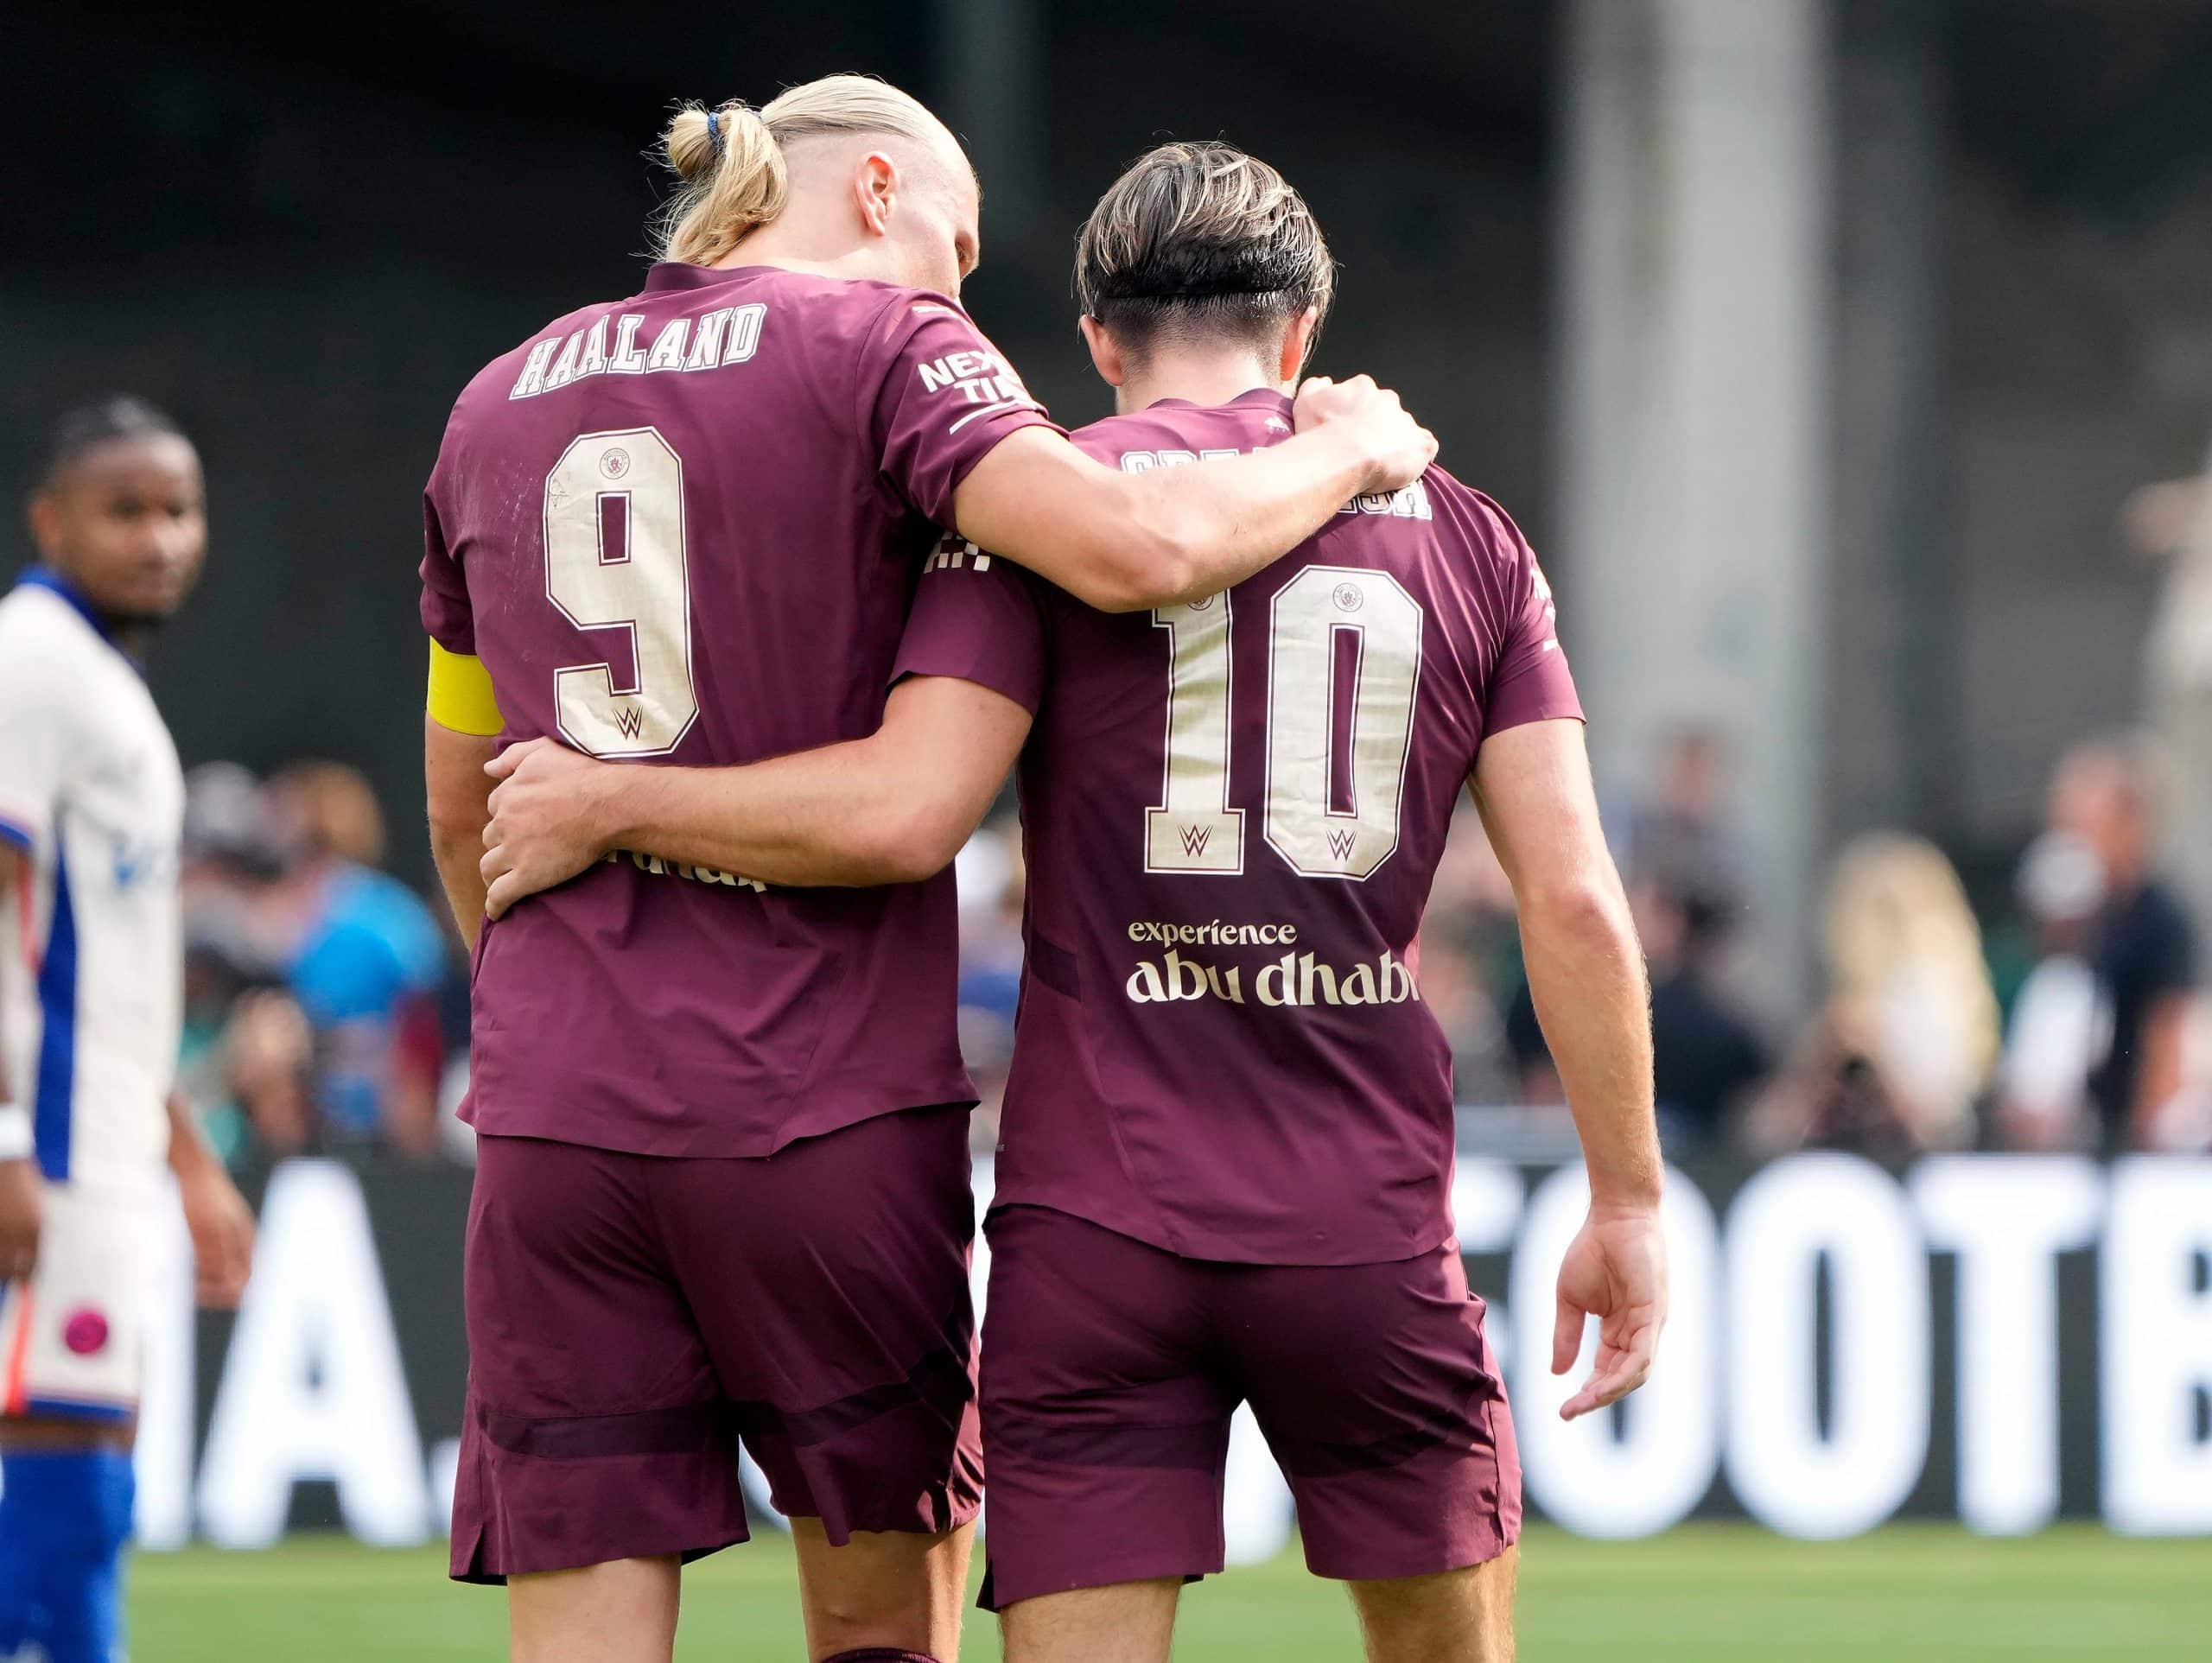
[449,1104,982,1583]
[976,1204,1521,1610]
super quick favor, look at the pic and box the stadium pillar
[1828,0,1952,841]
[933,0,1046,234]
[1557,0,1834,1015]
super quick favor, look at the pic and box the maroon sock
[821,1653,941,1663]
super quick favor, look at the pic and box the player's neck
[1115,350,1287,416]
[713,219,904,289]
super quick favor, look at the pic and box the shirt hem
[983,1189,1456,1269]
[465,1079,979,1159]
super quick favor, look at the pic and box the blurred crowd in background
[175,759,469,1172]
[182,441,2212,1172]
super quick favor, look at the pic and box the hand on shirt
[1291,373,1438,494]
[480,738,623,920]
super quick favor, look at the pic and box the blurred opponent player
[479,142,1668,1663]
[0,398,257,1663]
[417,76,1433,1663]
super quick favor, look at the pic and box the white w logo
[1179,824,1212,856]
[1326,828,1357,860]
[613,704,645,740]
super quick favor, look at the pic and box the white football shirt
[0,569,182,1195]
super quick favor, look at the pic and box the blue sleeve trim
[33,838,78,1181]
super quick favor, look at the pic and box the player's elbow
[844,796,969,886]
[1521,874,1636,955]
[424,790,486,860]
[423,720,497,855]
[1062,511,1200,614]
[1107,522,1205,613]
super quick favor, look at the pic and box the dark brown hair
[1076,141,1335,362]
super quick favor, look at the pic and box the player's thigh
[1231,1244,1521,1585]
[453,1135,746,1583]
[1347,1545,1518,1663]
[788,1515,972,1663]
[978,1206,1232,1615]
[2,1178,162,1430]
[656,1105,983,1543]
[1000,1577,1182,1663]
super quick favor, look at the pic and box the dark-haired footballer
[0,398,257,1663]
[475,142,1663,1663]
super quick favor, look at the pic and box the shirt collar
[1144,387,1295,416]
[641,262,772,294]
[16,565,115,644]
[15,565,145,676]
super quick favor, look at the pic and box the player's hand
[1552,1203,1668,1420]
[1292,373,1438,495]
[480,738,623,920]
[180,1163,255,1310]
[0,1158,40,1284]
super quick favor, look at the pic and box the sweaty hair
[38,395,188,492]
[1076,141,1335,363]
[656,74,957,268]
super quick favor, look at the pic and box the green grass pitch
[130,1525,2210,1660]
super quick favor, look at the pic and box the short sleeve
[0,625,68,850]
[890,537,1052,715]
[862,295,1063,528]
[419,482,475,656]
[1481,504,1584,740]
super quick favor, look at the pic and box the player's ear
[1080,315,1125,389]
[1279,307,1320,383]
[24,488,63,562]
[852,149,899,237]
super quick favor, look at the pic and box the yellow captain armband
[426,639,505,737]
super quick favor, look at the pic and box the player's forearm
[164,1089,220,1182]
[430,831,491,950]
[1519,877,1662,1213]
[2132,996,2191,1144]
[603,740,950,888]
[1105,423,1382,610]
[424,715,497,948]
[958,422,1386,614]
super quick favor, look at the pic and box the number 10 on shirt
[1147,566,1424,883]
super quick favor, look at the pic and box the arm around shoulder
[950,376,1435,613]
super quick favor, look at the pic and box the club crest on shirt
[62,1305,111,1356]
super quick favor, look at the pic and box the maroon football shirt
[422,263,1058,1156]
[893,389,1582,1263]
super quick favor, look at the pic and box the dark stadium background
[8,0,2211,903]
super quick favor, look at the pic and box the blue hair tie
[706,110,723,158]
